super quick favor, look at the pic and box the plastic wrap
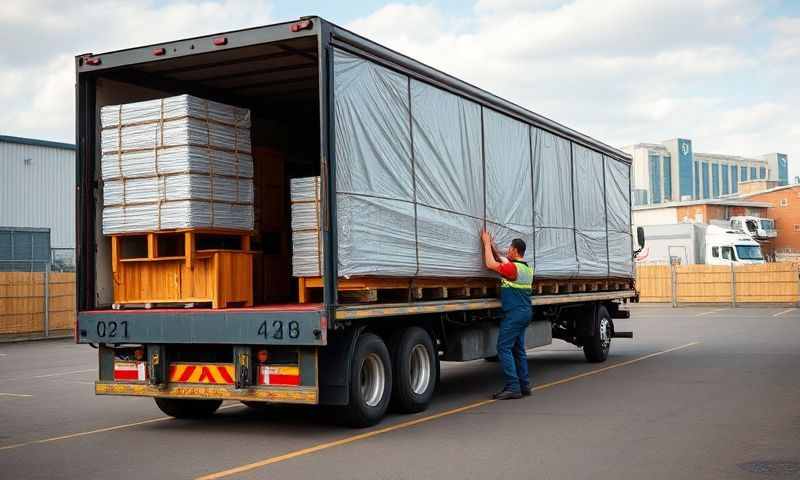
[533,129,578,277]
[572,144,608,277]
[293,49,634,280]
[100,95,254,234]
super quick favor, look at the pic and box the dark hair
[511,238,526,256]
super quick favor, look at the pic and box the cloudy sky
[2,0,798,179]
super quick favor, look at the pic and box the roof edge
[0,134,76,151]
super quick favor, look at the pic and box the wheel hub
[360,352,385,407]
[409,344,431,395]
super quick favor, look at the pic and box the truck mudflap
[94,382,318,404]
[77,306,326,346]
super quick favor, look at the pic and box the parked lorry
[728,216,777,241]
[75,17,639,427]
[635,223,765,266]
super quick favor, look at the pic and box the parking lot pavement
[1,304,798,479]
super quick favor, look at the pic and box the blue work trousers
[497,307,531,393]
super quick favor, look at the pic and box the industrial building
[624,138,790,206]
[0,135,76,269]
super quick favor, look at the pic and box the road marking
[0,368,96,383]
[772,308,796,317]
[195,341,701,480]
[695,308,728,317]
[0,403,244,451]
[0,393,33,398]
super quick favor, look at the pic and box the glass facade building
[624,139,787,206]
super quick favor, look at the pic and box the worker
[480,230,533,400]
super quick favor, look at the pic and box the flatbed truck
[75,17,639,427]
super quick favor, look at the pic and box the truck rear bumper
[95,381,318,404]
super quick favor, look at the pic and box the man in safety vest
[481,230,533,400]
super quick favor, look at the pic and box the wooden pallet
[110,229,254,309]
[299,276,635,304]
[298,277,499,304]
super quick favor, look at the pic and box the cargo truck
[635,223,764,265]
[75,17,639,427]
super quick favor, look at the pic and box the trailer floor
[1,305,799,480]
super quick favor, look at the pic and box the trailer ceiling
[100,36,318,106]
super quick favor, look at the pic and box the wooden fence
[636,263,800,304]
[0,272,75,337]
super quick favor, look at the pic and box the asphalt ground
[1,304,798,479]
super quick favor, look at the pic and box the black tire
[583,305,612,363]
[390,327,437,413]
[154,398,223,418]
[342,333,392,428]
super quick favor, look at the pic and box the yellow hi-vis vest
[500,261,534,293]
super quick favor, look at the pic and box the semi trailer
[75,17,639,427]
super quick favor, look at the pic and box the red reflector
[212,37,228,46]
[85,57,101,66]
[290,20,313,32]
[153,47,166,56]
[114,361,147,382]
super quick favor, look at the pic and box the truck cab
[705,225,765,265]
[730,216,777,241]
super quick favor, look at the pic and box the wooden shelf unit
[110,229,253,309]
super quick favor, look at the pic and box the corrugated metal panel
[0,140,75,249]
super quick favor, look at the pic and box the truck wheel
[344,333,392,427]
[583,306,612,363]
[390,327,437,413]
[154,398,223,418]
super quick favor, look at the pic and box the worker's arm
[490,243,510,264]
[481,230,507,273]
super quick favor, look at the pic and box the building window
[694,162,700,199]
[759,166,766,179]
[780,198,789,207]
[731,166,738,193]
[794,224,800,232]
[721,164,729,195]
[712,163,720,198]
[750,166,757,180]
[663,156,672,201]
[702,162,710,199]
[649,154,661,204]
[741,166,748,181]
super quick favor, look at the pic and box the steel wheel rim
[409,344,431,395]
[360,353,385,407]
[599,317,611,351]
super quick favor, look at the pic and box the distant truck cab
[635,223,765,265]
[728,216,777,241]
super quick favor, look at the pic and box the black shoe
[521,386,532,397]
[492,390,522,400]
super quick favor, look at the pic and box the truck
[75,17,639,427]
[728,216,777,241]
[635,223,765,266]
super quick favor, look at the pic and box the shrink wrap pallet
[100,94,254,234]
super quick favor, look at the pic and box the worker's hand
[480,229,492,245]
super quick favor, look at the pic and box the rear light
[290,19,313,32]
[84,57,101,66]
[256,349,268,364]
[212,37,228,46]
[114,361,147,382]
[134,348,145,361]
[152,47,166,56]
[257,365,300,386]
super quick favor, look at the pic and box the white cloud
[0,0,273,141]
[345,2,799,180]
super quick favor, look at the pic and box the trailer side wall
[332,48,633,279]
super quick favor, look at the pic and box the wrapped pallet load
[100,94,254,234]
[100,94,255,309]
[290,50,633,285]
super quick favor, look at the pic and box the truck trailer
[75,17,639,427]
